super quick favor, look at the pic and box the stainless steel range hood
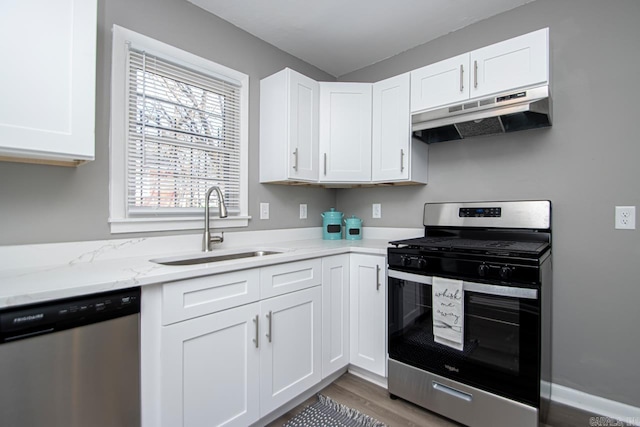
[412,85,551,144]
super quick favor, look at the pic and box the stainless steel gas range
[387,200,552,427]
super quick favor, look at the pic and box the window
[109,25,249,233]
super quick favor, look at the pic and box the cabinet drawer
[162,269,260,325]
[260,259,322,298]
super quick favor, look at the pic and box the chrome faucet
[203,185,228,252]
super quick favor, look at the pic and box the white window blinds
[126,47,242,216]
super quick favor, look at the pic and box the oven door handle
[387,269,538,299]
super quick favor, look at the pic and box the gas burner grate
[390,237,549,256]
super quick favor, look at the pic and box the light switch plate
[260,202,269,220]
[372,203,382,219]
[299,204,307,219]
[615,206,635,229]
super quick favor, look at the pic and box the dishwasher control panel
[0,287,140,343]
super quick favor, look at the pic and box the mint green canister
[321,208,343,240]
[344,215,363,240]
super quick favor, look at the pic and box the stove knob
[478,263,489,277]
[499,266,513,280]
[417,257,427,269]
[401,256,412,267]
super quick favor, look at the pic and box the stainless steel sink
[151,250,283,266]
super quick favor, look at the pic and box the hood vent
[412,85,551,144]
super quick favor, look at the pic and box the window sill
[109,216,251,234]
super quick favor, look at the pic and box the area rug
[283,394,387,427]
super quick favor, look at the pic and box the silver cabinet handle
[433,381,472,402]
[400,149,405,172]
[474,60,478,89]
[459,64,464,92]
[252,315,259,348]
[376,265,381,291]
[323,153,327,176]
[293,148,298,171]
[266,311,272,343]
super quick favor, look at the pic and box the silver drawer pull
[376,265,381,291]
[433,381,472,402]
[293,148,298,171]
[252,315,259,348]
[474,60,478,88]
[266,311,272,343]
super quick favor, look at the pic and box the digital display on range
[459,207,502,218]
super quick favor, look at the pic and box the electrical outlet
[372,203,382,219]
[260,202,269,220]
[615,206,636,230]
[299,204,307,219]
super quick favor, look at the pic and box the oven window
[388,275,540,404]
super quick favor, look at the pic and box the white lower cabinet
[260,286,322,415]
[161,302,261,427]
[158,269,322,427]
[151,254,386,426]
[349,254,387,377]
[321,255,350,378]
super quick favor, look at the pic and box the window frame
[109,25,249,234]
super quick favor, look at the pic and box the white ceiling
[187,0,535,77]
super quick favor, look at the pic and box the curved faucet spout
[203,185,228,252]
[206,186,228,218]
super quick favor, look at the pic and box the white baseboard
[550,383,640,426]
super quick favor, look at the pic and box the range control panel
[459,207,502,218]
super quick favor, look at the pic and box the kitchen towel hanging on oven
[433,277,464,351]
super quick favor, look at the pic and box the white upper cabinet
[410,28,549,113]
[372,73,427,184]
[319,82,372,183]
[0,0,97,166]
[260,68,319,183]
[410,53,470,113]
[470,28,549,99]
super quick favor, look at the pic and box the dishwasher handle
[0,287,141,343]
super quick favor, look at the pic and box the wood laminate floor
[266,373,604,427]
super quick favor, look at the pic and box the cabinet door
[322,255,350,378]
[410,53,470,113]
[288,70,319,181]
[260,286,322,415]
[349,254,386,377]
[470,28,548,98]
[161,303,260,427]
[0,0,96,165]
[319,82,372,182]
[372,73,411,182]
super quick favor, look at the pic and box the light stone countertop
[0,236,396,309]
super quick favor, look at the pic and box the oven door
[388,269,540,406]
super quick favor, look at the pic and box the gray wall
[0,0,336,245]
[338,0,640,408]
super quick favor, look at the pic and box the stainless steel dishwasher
[0,287,141,427]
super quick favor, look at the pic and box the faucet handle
[210,232,224,245]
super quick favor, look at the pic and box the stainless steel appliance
[411,85,551,143]
[387,201,551,427]
[0,287,141,427]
